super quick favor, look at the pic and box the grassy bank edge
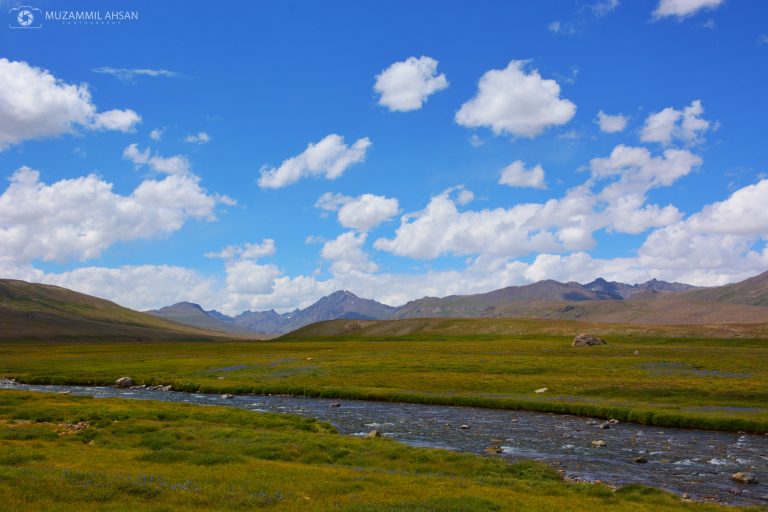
[8,375,766,434]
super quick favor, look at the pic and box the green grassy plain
[2,318,767,432]
[0,391,750,511]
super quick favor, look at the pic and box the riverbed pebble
[731,472,758,484]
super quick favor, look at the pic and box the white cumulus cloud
[653,0,723,19]
[590,144,702,195]
[184,132,211,144]
[258,134,371,189]
[322,231,378,274]
[149,128,165,141]
[206,239,277,261]
[224,259,282,296]
[0,58,141,149]
[123,144,192,175]
[499,161,547,189]
[455,60,576,138]
[596,111,629,133]
[374,56,448,112]
[316,192,400,231]
[641,100,710,146]
[90,109,142,132]
[0,166,221,266]
[638,180,768,283]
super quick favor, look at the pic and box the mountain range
[147,290,396,335]
[2,271,768,342]
[146,272,768,334]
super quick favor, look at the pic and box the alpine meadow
[2,1,768,510]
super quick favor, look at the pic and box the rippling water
[2,383,766,506]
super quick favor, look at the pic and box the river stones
[365,429,381,439]
[731,472,758,484]
[572,333,607,347]
[114,376,133,388]
[592,440,607,447]
[459,424,470,430]
[634,456,648,463]
[330,402,341,408]
[220,393,234,399]
[598,422,611,429]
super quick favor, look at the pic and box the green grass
[0,390,750,511]
[1,319,767,432]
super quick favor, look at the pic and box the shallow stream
[2,382,766,506]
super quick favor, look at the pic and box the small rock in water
[459,424,470,430]
[634,456,648,464]
[365,430,381,439]
[598,423,610,429]
[220,394,234,399]
[534,387,548,393]
[114,377,133,388]
[591,440,607,448]
[731,472,758,484]
[485,446,503,454]
[329,402,341,408]
[608,419,619,424]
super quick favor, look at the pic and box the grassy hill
[282,315,768,340]
[0,279,231,341]
[683,270,768,306]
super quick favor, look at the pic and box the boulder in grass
[114,377,133,388]
[572,333,607,347]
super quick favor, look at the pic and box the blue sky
[1,0,767,313]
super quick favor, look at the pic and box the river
[1,382,766,506]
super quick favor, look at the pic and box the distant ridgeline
[146,271,768,335]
